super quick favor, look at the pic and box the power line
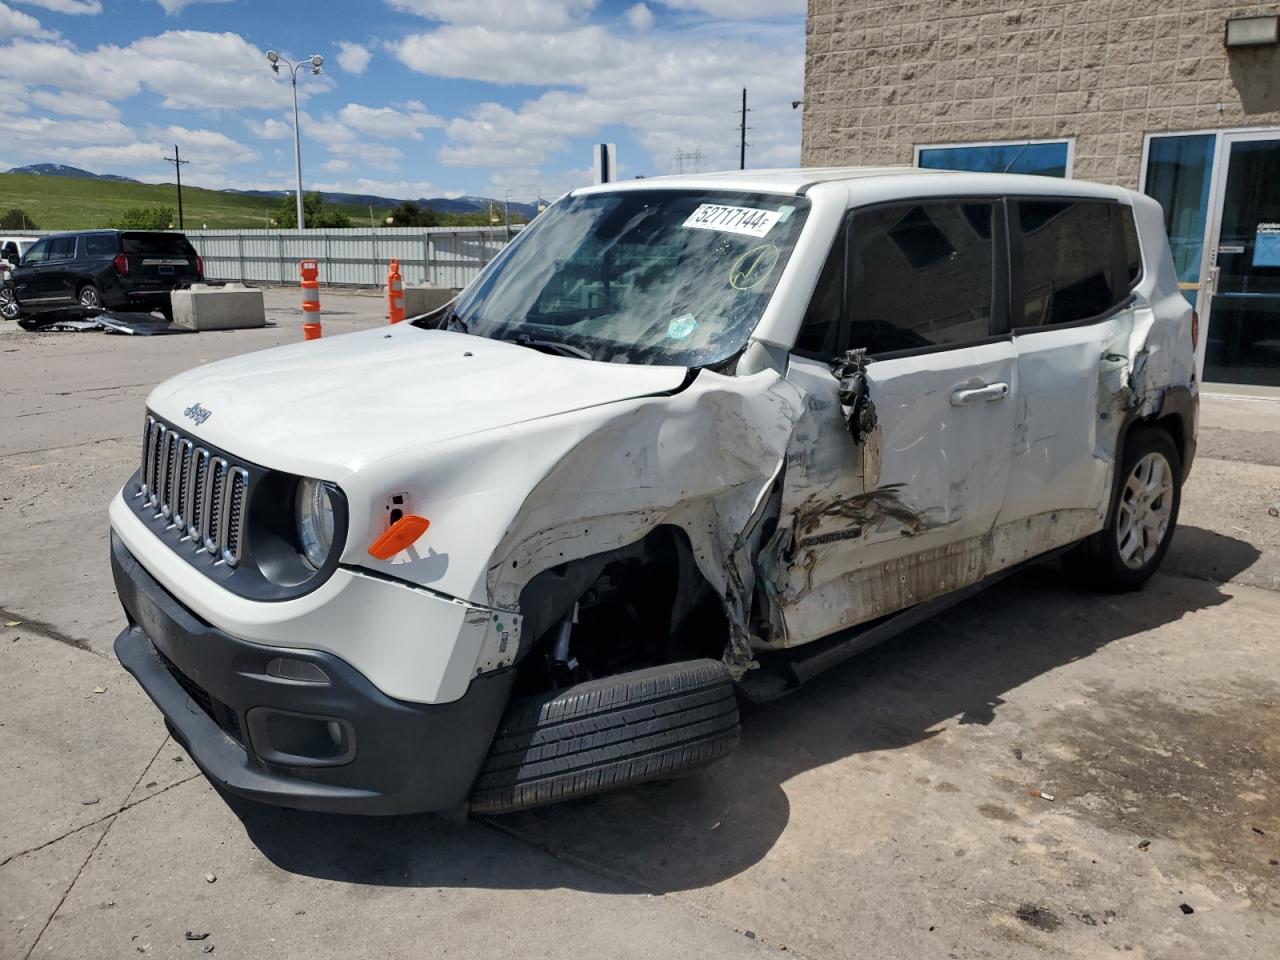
[162,144,190,230]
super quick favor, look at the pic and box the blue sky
[0,0,805,202]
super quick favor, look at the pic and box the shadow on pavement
[229,525,1259,893]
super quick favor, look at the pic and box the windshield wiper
[507,333,593,361]
[441,307,469,334]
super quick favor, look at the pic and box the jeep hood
[145,326,689,479]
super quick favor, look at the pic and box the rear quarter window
[121,233,196,256]
[83,235,117,257]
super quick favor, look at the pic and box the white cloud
[321,158,352,173]
[245,117,292,140]
[387,0,597,29]
[154,0,232,14]
[0,1,44,37]
[28,87,120,118]
[656,0,803,18]
[13,0,101,14]
[336,102,444,140]
[0,32,317,112]
[394,25,611,85]
[624,3,652,30]
[323,140,405,171]
[397,17,802,175]
[335,40,371,75]
[150,124,258,165]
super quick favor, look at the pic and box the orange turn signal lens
[367,514,430,560]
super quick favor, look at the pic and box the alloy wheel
[1115,451,1174,570]
[79,287,102,308]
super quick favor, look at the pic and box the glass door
[1203,133,1280,386]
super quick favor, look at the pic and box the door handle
[950,382,1009,406]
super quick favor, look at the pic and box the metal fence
[180,227,519,289]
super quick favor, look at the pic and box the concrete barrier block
[402,285,457,318]
[171,283,266,331]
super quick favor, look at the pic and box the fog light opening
[264,657,330,683]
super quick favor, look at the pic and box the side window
[847,201,996,355]
[1017,200,1123,327]
[46,236,77,261]
[793,227,847,360]
[83,234,117,257]
[22,239,48,265]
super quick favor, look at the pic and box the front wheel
[0,285,19,320]
[1064,427,1182,591]
[471,659,741,814]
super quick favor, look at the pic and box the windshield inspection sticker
[683,203,783,238]
[667,313,699,340]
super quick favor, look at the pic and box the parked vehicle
[0,230,202,321]
[109,169,1197,816]
[1,235,39,267]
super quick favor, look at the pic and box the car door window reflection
[848,201,996,354]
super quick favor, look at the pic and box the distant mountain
[233,188,543,219]
[6,163,137,183]
[5,164,544,218]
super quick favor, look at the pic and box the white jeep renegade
[110,168,1197,816]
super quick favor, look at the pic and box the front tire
[471,659,741,815]
[0,285,20,320]
[1064,426,1182,591]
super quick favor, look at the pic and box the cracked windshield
[437,190,810,366]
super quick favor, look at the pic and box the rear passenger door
[998,198,1145,550]
[775,198,1019,645]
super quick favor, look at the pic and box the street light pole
[266,50,324,230]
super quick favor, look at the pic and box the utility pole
[162,144,189,230]
[504,189,511,238]
[739,87,749,170]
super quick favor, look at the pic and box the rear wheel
[78,284,103,309]
[471,659,740,814]
[1064,427,1182,591]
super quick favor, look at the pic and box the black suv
[0,230,203,321]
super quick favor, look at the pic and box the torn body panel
[485,367,806,677]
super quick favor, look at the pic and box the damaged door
[769,198,1017,646]
[997,198,1146,560]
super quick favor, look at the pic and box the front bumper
[111,533,514,815]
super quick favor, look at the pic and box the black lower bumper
[111,532,514,815]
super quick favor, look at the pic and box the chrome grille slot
[203,457,228,557]
[140,416,157,497]
[161,431,181,519]
[172,439,194,527]
[135,415,252,570]
[222,467,249,566]
[187,448,209,540]
[147,421,166,507]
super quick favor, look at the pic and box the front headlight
[295,478,335,569]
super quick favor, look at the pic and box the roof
[571,166,936,197]
[570,166,1133,203]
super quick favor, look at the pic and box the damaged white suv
[110,168,1197,816]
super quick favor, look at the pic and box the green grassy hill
[0,173,390,231]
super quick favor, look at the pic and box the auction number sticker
[683,203,782,238]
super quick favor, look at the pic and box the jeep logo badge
[183,402,213,426]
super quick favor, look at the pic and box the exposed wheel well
[511,525,730,697]
[1151,412,1186,467]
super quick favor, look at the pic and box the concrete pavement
[2,293,1278,959]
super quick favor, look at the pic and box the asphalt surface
[1,290,1278,960]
